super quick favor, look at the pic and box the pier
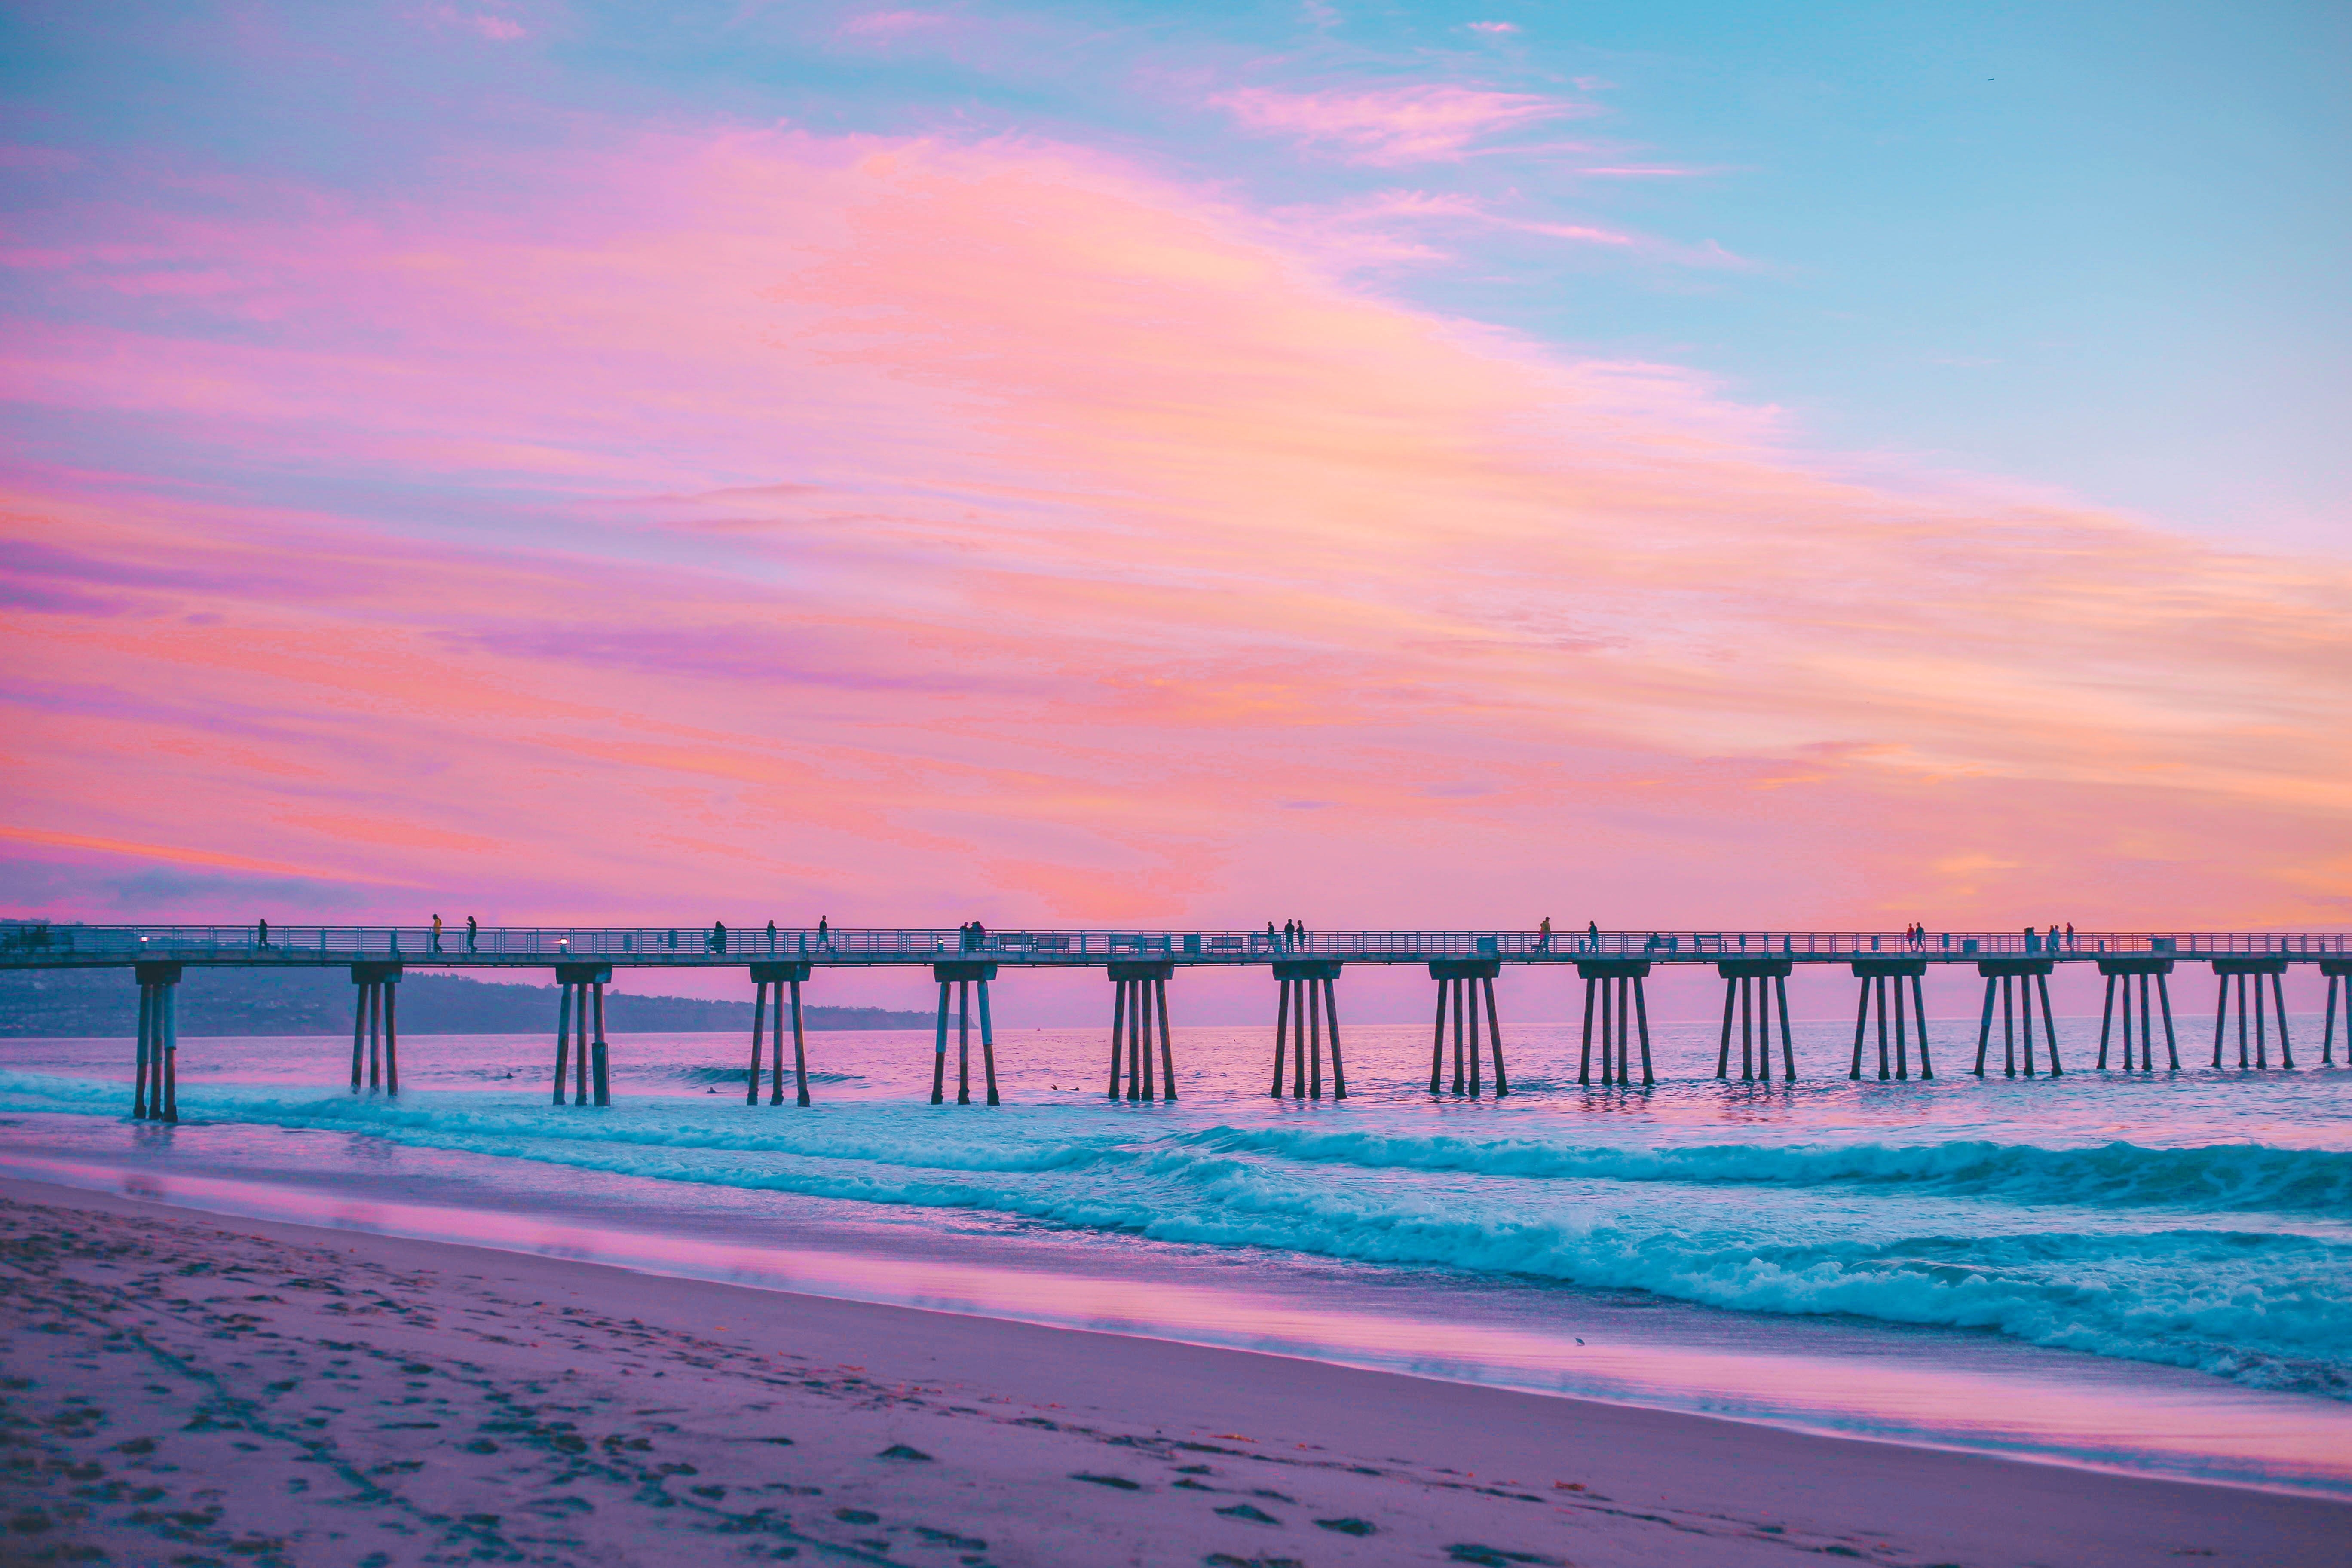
[5,923,2345,1118]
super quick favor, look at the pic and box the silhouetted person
[466,915,478,953]
[1538,916,1551,951]
[712,921,727,954]
[818,915,830,949]
[432,913,443,953]
[256,917,268,946]
[1588,919,1600,951]
[766,919,776,952]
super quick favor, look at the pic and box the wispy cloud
[1210,83,1594,164]
[3,129,2345,927]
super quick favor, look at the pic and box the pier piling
[1270,961,1343,1099]
[748,963,814,1105]
[550,965,612,1105]
[1972,959,2055,1077]
[1107,963,1174,1102]
[1429,961,1504,1096]
[930,963,998,1104]
[1715,961,1795,1081]
[2211,957,2291,1069]
[349,963,402,1099]
[2096,958,2175,1071]
[132,961,182,1121]
[2323,959,2350,1066]
[1576,960,1652,1086]
[1853,959,1931,1080]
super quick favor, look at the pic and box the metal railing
[3,921,2346,969]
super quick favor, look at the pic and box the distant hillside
[0,965,930,1038]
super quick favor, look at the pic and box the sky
[3,0,2349,961]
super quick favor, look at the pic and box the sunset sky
[5,0,2349,951]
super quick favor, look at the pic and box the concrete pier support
[1270,960,1345,1101]
[1970,958,2053,1078]
[132,961,182,1122]
[1427,959,1507,1097]
[931,962,998,1105]
[2211,957,2292,1069]
[349,962,402,1096]
[1575,959,1652,1087]
[1714,959,1795,1081]
[1854,958,1935,1081]
[748,962,814,1106]
[1106,962,1176,1102]
[2323,959,2350,1067]
[2095,956,2176,1071]
[551,963,613,1105]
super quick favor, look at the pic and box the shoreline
[3,1173,2346,1566]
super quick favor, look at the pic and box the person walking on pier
[256,917,268,947]
[1538,916,1552,952]
[466,915,478,953]
[432,913,443,953]
[711,921,727,954]
[818,916,830,949]
[1587,919,1600,952]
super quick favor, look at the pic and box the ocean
[3,1011,2348,1496]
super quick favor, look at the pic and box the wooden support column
[931,962,996,1104]
[134,983,153,1120]
[386,980,402,1096]
[551,982,572,1105]
[2321,960,2351,1067]
[957,979,973,1105]
[2273,971,2296,1069]
[544,965,608,1107]
[2098,976,2117,1069]
[1575,960,1648,1089]
[1974,977,1997,1077]
[2211,957,2287,1073]
[1271,978,1289,1099]
[1892,969,1911,1080]
[1272,961,1338,1101]
[790,978,811,1106]
[1717,960,1788,1086]
[932,980,950,1104]
[1430,960,1497,1097]
[750,963,812,1106]
[2157,971,2178,1070]
[589,982,607,1106]
[1914,973,1936,1080]
[1778,975,1798,1080]
[1429,979,1446,1093]
[1323,974,1346,1100]
[1581,976,1598,1087]
[747,980,767,1106]
[2041,968,2060,1081]
[983,978,1003,1106]
[1115,977,1133,1099]
[1487,975,1510,1096]
[1154,977,1174,1102]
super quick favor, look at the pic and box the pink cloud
[3,129,2347,930]
[1467,21,1519,35]
[1210,84,1594,164]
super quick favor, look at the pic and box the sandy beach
[0,1176,2343,1568]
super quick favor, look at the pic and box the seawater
[3,1014,2349,1494]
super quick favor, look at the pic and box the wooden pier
[4,923,2343,1113]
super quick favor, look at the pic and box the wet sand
[0,1176,2342,1567]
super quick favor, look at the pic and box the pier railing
[3,922,2347,969]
